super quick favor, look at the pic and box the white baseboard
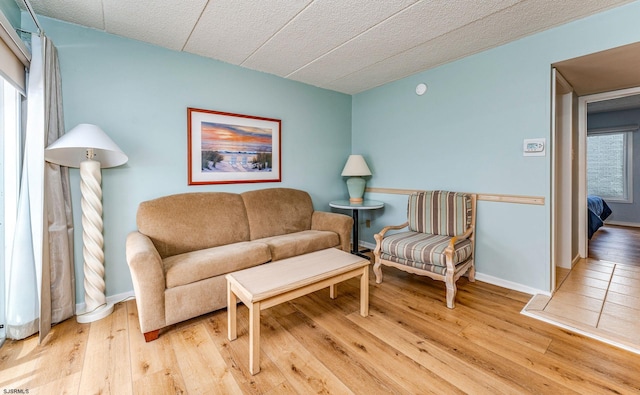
[360,241,376,250]
[474,272,550,296]
[572,254,582,267]
[604,220,640,228]
[75,290,135,314]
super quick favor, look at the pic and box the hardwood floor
[2,265,640,394]
[589,224,640,267]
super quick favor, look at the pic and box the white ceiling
[23,0,634,95]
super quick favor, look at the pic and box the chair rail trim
[365,187,544,206]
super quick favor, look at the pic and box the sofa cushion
[254,230,339,261]
[379,231,473,274]
[138,192,251,258]
[163,241,271,288]
[241,188,314,240]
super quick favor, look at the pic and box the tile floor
[523,258,640,354]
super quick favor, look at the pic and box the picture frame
[187,108,281,185]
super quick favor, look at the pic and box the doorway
[552,41,640,277]
[578,86,640,258]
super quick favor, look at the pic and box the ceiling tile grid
[240,0,418,77]
[286,0,522,88]
[20,0,637,94]
[183,0,312,65]
[103,0,208,51]
[321,0,635,93]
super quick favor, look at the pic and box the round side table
[329,199,384,259]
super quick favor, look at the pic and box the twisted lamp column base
[76,158,114,324]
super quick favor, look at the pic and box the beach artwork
[188,108,281,185]
[200,122,272,173]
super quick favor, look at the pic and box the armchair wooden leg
[373,262,383,284]
[445,282,457,309]
[144,330,160,342]
[445,267,457,308]
[468,262,476,282]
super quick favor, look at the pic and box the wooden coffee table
[226,248,370,375]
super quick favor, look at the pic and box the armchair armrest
[444,225,475,271]
[311,211,353,252]
[373,222,409,257]
[125,231,166,333]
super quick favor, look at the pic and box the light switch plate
[523,138,546,156]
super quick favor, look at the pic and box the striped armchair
[373,191,477,308]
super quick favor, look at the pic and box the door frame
[577,85,640,257]
[551,68,576,292]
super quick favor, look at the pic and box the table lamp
[45,123,128,323]
[341,154,371,204]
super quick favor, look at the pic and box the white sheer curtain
[5,35,74,341]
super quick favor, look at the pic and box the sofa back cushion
[241,188,314,240]
[407,191,472,237]
[137,192,250,258]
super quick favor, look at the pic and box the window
[1,5,29,345]
[0,76,21,343]
[587,131,633,202]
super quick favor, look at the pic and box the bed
[587,195,612,239]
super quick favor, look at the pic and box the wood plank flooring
[1,264,640,394]
[521,225,640,356]
[524,258,640,355]
[589,224,640,267]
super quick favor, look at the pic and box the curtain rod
[0,5,30,64]
[20,0,43,35]
[16,28,37,36]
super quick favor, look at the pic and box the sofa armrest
[311,211,353,252]
[125,231,166,334]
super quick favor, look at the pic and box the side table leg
[360,267,369,317]
[351,209,359,254]
[351,209,371,260]
[227,282,237,340]
[249,302,261,375]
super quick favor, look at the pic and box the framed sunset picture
[187,108,281,185]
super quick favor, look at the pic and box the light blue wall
[352,2,640,292]
[40,17,352,302]
[29,2,640,300]
[0,0,21,31]
[588,108,640,224]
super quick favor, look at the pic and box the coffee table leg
[249,301,261,375]
[360,266,369,317]
[227,282,237,340]
[329,284,337,299]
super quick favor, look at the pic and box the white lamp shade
[45,123,128,168]
[341,154,371,176]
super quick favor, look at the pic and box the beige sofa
[125,188,352,341]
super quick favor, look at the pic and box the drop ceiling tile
[323,18,503,94]
[102,0,208,50]
[183,0,312,65]
[242,0,418,77]
[29,0,105,30]
[326,0,635,94]
[26,0,637,94]
[289,0,521,86]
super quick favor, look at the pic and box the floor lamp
[45,123,128,323]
